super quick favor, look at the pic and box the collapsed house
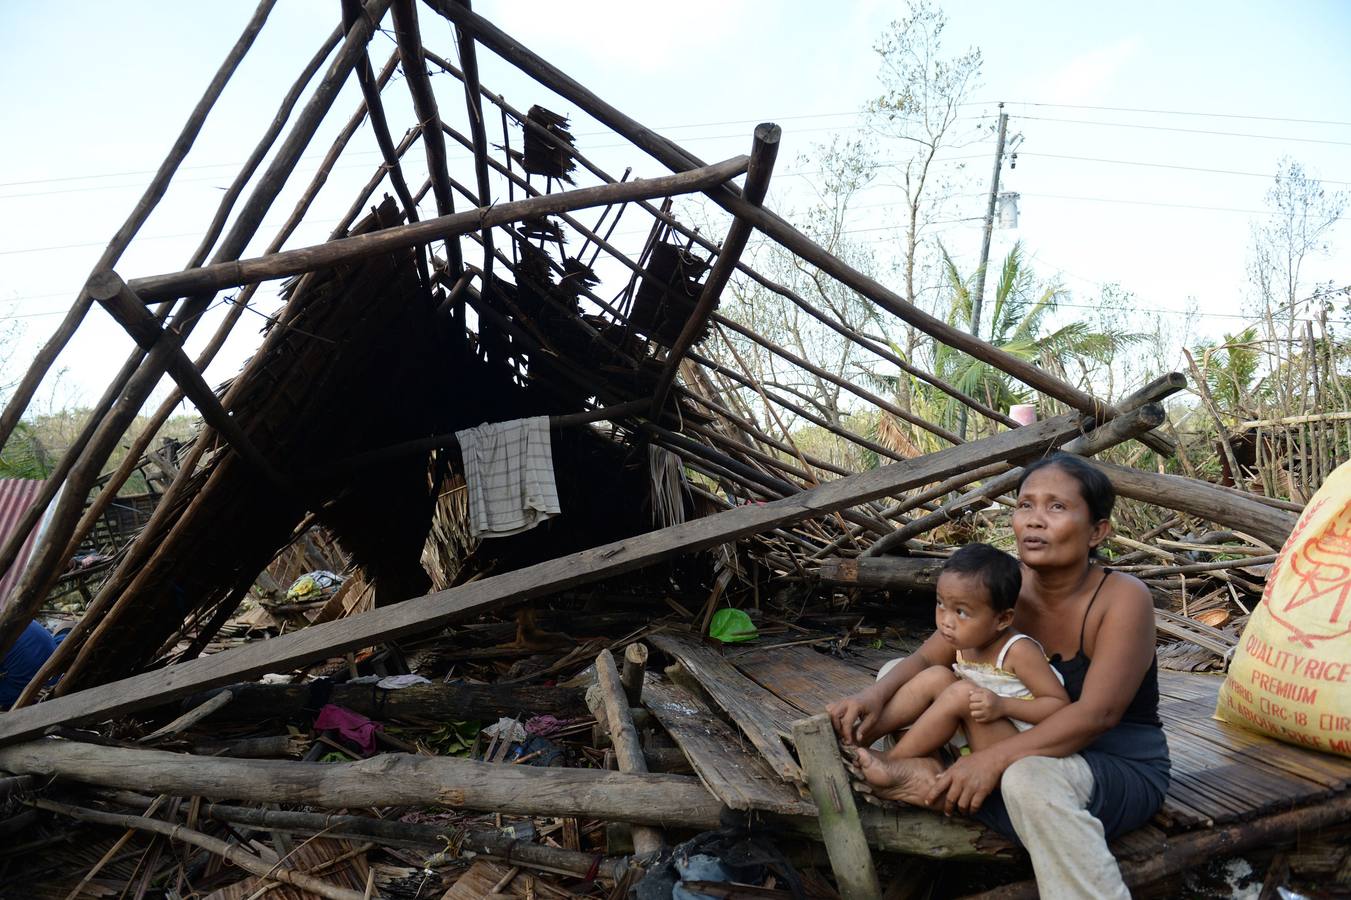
[0,1,1347,897]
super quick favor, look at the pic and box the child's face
[934,571,1013,651]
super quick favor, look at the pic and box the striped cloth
[456,416,561,539]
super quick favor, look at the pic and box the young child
[868,543,1069,759]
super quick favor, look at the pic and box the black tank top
[1048,568,1162,727]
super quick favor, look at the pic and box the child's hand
[968,688,1002,722]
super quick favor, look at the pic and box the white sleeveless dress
[951,632,1064,739]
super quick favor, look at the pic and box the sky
[1,0,1348,416]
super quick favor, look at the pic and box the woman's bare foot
[851,748,943,807]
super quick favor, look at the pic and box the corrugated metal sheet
[0,478,45,612]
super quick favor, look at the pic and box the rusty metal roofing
[0,478,45,611]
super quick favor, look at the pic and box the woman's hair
[943,542,1022,613]
[1017,452,1116,522]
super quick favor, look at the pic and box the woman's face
[1013,465,1111,569]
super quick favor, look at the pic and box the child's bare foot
[851,748,943,807]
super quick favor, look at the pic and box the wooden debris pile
[0,1,1347,896]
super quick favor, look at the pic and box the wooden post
[595,650,663,856]
[650,123,780,415]
[621,643,649,707]
[0,411,1087,745]
[792,714,882,900]
[864,401,1168,555]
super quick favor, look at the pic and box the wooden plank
[644,679,814,815]
[0,410,1087,746]
[651,633,806,783]
[794,714,882,900]
[441,860,516,900]
[128,156,749,302]
[734,643,875,715]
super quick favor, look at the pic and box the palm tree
[922,242,1139,437]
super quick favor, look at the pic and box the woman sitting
[826,453,1170,898]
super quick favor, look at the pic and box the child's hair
[943,543,1022,613]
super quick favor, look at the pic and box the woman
[827,453,1170,898]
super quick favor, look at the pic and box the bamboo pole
[0,0,395,663]
[424,0,1171,455]
[436,0,494,277]
[85,272,287,488]
[0,0,277,454]
[12,53,407,707]
[391,0,459,281]
[340,0,423,228]
[127,156,749,302]
[650,123,780,414]
[419,47,1016,431]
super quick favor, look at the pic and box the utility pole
[958,102,1009,440]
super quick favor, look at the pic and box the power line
[1021,191,1351,219]
[1017,115,1351,147]
[1018,152,1351,186]
[987,101,1351,129]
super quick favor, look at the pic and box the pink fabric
[314,704,383,755]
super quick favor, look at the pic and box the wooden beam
[650,123,780,415]
[85,271,288,488]
[0,739,1001,858]
[425,0,1174,456]
[1092,460,1298,550]
[651,633,805,783]
[391,0,456,219]
[793,714,882,900]
[174,680,587,725]
[864,401,1168,556]
[3,740,721,829]
[595,650,663,855]
[961,791,1351,900]
[127,156,748,302]
[815,557,942,593]
[0,412,1085,745]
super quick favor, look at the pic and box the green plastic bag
[709,608,758,643]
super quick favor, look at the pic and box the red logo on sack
[1270,508,1351,648]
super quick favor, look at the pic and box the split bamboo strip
[28,797,365,900]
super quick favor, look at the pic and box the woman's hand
[968,688,1003,723]
[925,747,1011,816]
[827,690,882,746]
